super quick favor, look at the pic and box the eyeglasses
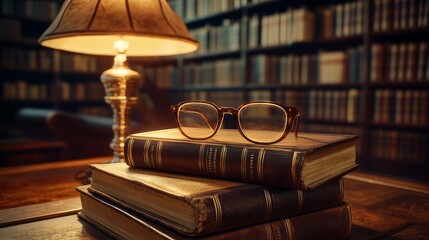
[170,101,300,144]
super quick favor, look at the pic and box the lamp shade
[38,0,199,56]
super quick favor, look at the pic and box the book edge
[128,128,359,153]
[86,186,197,236]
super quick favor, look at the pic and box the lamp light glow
[39,0,199,162]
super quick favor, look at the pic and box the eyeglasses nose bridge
[219,107,238,116]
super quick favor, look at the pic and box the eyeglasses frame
[170,101,300,144]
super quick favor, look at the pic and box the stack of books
[77,128,358,239]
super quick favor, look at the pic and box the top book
[124,128,358,190]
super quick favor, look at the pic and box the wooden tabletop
[0,157,110,210]
[0,157,428,239]
[344,172,429,239]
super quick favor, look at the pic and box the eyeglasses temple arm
[294,114,300,137]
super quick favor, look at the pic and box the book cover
[374,0,382,32]
[370,44,384,82]
[248,14,259,48]
[335,4,343,38]
[343,2,351,37]
[124,128,358,190]
[88,163,345,236]
[319,7,334,40]
[78,185,352,240]
[355,0,363,34]
[405,42,417,82]
[318,51,347,84]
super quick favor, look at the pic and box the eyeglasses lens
[178,102,219,138]
[238,103,288,143]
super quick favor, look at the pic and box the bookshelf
[0,0,113,136]
[366,0,429,180]
[1,0,427,181]
[136,0,429,182]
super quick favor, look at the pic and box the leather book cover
[77,185,352,239]
[124,128,358,189]
[89,163,345,236]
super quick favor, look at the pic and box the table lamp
[38,0,199,162]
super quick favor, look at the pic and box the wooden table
[0,157,428,239]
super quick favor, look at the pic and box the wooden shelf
[182,50,242,61]
[186,7,243,28]
[248,83,363,89]
[247,37,364,54]
[368,122,429,131]
[180,85,245,91]
[369,82,429,89]
[371,27,429,41]
[303,119,362,126]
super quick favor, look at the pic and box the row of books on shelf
[189,2,364,54]
[77,127,357,239]
[253,0,364,48]
[1,0,58,21]
[171,0,242,20]
[172,0,298,21]
[181,88,361,124]
[0,47,102,73]
[139,58,246,90]
[2,80,49,101]
[370,129,428,164]
[183,90,245,108]
[190,19,240,55]
[373,0,429,33]
[183,58,245,87]
[172,0,364,42]
[317,0,364,39]
[145,46,363,88]
[277,89,361,123]
[136,64,177,89]
[59,81,105,101]
[371,41,429,82]
[250,47,363,85]
[373,89,428,126]
[2,80,105,101]
[251,7,315,48]
[186,1,365,53]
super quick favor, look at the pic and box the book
[124,128,358,189]
[319,7,334,40]
[370,129,428,164]
[373,89,428,126]
[318,51,347,84]
[88,163,346,236]
[335,4,343,37]
[370,43,385,82]
[78,184,351,239]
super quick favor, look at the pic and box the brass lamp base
[101,54,140,163]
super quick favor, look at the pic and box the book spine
[189,179,344,235]
[204,204,351,240]
[125,137,304,189]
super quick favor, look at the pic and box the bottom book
[77,185,352,240]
